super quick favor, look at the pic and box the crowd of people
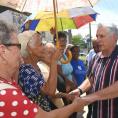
[0,19,118,118]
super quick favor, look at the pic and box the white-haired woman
[18,31,63,111]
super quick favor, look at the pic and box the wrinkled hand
[37,45,64,64]
[59,89,80,101]
[69,89,80,98]
[37,48,52,64]
[72,97,90,112]
[50,48,63,62]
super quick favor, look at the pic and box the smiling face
[27,32,46,59]
[31,32,43,47]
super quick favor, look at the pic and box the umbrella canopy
[22,7,97,31]
[38,0,99,11]
[0,0,99,13]
[0,0,41,14]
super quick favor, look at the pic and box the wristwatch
[78,87,83,95]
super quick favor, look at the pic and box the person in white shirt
[86,39,99,67]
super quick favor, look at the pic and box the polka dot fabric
[0,81,38,118]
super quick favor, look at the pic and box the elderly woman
[18,31,62,111]
[0,20,84,118]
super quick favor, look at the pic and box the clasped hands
[55,91,92,112]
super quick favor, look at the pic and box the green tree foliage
[72,35,87,49]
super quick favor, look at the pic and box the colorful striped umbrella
[22,7,97,31]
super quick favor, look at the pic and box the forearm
[78,78,92,93]
[58,69,66,81]
[83,81,118,103]
[43,61,57,96]
[35,103,76,118]
[48,104,75,118]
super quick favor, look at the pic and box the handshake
[54,89,96,112]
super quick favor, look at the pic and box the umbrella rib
[88,0,93,7]
[60,18,64,31]
[21,0,28,12]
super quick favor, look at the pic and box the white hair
[18,30,36,57]
[98,23,118,40]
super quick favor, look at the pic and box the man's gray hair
[98,23,118,39]
[0,20,17,44]
[108,24,118,39]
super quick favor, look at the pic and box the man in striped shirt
[70,23,118,118]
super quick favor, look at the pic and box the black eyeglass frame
[3,43,21,49]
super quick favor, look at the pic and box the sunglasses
[3,43,21,49]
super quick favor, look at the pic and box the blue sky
[94,0,118,25]
[72,0,118,37]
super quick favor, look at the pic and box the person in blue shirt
[70,45,87,86]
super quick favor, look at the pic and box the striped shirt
[88,45,118,118]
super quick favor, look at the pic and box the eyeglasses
[3,44,21,49]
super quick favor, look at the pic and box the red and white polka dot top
[0,80,38,118]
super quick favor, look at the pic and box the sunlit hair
[98,23,118,40]
[18,30,37,57]
[0,20,17,44]
[45,42,56,53]
[45,42,55,48]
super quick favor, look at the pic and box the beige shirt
[37,61,64,108]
